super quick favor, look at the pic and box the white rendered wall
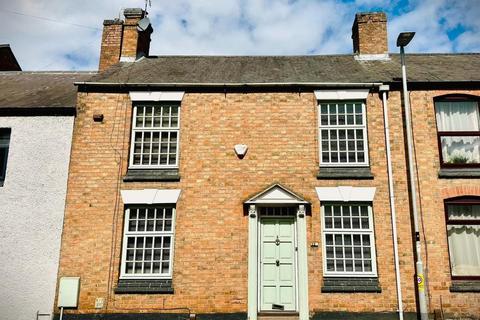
[0,116,74,320]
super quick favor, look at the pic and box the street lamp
[396,32,415,47]
[397,32,428,320]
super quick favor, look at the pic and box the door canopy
[244,183,310,205]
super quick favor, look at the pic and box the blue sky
[0,0,478,71]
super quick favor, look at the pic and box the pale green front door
[260,218,297,311]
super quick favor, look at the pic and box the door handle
[276,259,280,266]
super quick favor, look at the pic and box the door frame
[257,215,299,313]
[247,203,309,320]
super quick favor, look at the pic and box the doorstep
[258,311,299,320]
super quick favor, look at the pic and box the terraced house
[55,8,480,320]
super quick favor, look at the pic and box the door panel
[260,217,296,311]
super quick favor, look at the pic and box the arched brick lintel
[441,186,480,199]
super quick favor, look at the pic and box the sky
[0,0,478,71]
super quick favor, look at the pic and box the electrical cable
[38,38,99,71]
[0,8,101,31]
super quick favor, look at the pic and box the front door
[259,217,297,311]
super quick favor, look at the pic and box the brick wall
[352,12,388,55]
[407,89,480,317]
[98,20,123,72]
[56,89,480,317]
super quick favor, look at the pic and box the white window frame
[317,101,369,167]
[120,206,176,279]
[129,103,181,169]
[321,202,377,277]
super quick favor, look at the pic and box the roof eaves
[74,81,384,88]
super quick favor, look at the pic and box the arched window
[444,196,480,278]
[434,95,480,167]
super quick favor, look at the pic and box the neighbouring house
[0,71,94,320]
[55,8,480,320]
[0,44,21,71]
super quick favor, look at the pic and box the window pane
[436,101,479,131]
[347,115,354,125]
[363,247,371,259]
[335,246,343,258]
[336,259,344,271]
[321,115,328,125]
[364,260,372,272]
[354,104,362,114]
[355,115,363,125]
[343,217,351,229]
[325,234,333,245]
[333,206,340,216]
[171,106,179,117]
[326,247,334,258]
[128,220,136,232]
[357,152,365,162]
[447,225,480,276]
[346,103,353,113]
[327,259,334,271]
[171,117,178,127]
[320,104,328,114]
[126,250,134,264]
[352,217,360,229]
[345,259,353,271]
[325,217,332,228]
[329,104,336,114]
[440,136,480,164]
[354,259,363,272]
[447,204,480,220]
[162,262,170,274]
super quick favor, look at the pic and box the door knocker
[275,236,280,246]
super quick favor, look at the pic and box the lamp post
[397,32,428,320]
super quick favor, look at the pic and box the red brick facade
[56,89,480,318]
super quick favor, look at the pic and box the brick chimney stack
[351,12,388,59]
[98,8,153,72]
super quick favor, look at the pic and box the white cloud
[355,0,390,6]
[0,0,477,71]
[388,0,480,53]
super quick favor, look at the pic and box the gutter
[74,81,384,88]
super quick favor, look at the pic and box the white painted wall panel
[0,116,74,320]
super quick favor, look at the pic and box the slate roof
[84,53,480,86]
[0,72,94,109]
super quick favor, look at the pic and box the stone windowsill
[123,168,180,182]
[317,167,374,180]
[449,280,480,292]
[114,279,174,294]
[321,277,381,293]
[438,168,480,179]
